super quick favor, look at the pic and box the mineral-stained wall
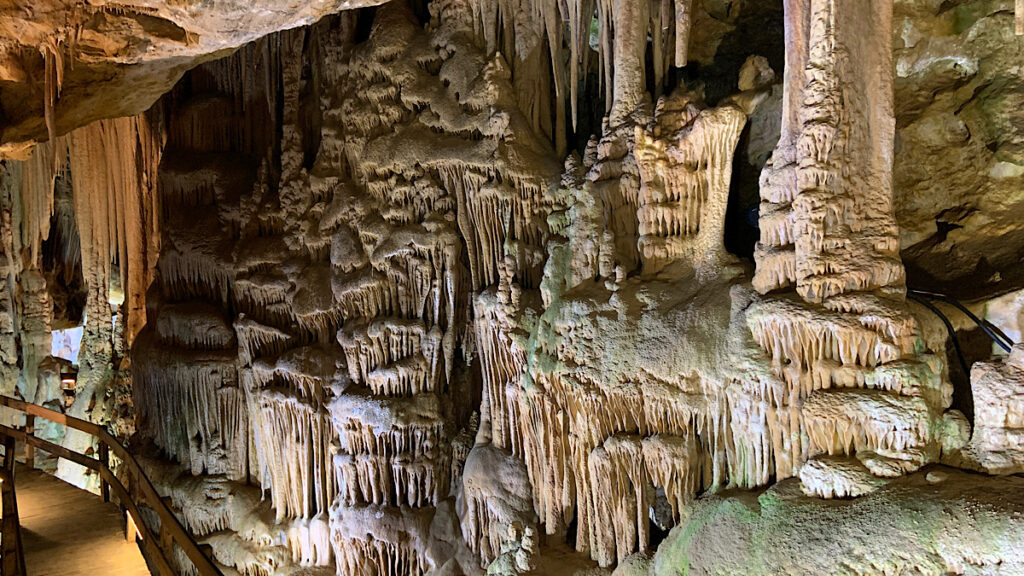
[7,0,1024,575]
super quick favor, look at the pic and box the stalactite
[134,330,248,480]
[463,0,696,140]
[41,38,64,145]
[284,515,333,567]
[255,389,336,521]
[674,0,693,66]
[235,317,292,366]
[16,138,65,267]
[67,114,162,346]
[634,89,747,273]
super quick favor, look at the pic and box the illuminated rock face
[962,344,1024,475]
[747,0,965,499]
[5,0,1024,575]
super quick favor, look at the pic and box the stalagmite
[460,444,537,569]
[497,84,750,566]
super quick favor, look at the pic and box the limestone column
[743,0,965,496]
[608,0,650,124]
[755,0,902,301]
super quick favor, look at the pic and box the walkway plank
[12,465,150,576]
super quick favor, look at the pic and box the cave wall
[4,1,1024,575]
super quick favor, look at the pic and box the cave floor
[10,464,149,576]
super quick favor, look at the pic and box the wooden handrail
[0,396,223,576]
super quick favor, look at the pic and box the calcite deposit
[3,0,1024,575]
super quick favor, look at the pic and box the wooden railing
[0,395,223,576]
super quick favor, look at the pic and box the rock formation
[2,0,1024,575]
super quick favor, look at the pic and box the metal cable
[907,292,971,379]
[908,289,1014,353]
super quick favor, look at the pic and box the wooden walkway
[11,464,150,576]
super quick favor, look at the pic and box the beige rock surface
[893,0,1024,299]
[4,1,1024,576]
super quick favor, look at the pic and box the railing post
[3,435,14,472]
[126,509,139,542]
[159,524,174,566]
[23,414,34,469]
[1,438,26,576]
[99,442,110,503]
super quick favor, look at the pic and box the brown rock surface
[894,0,1024,299]
[0,0,388,157]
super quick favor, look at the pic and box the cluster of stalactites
[472,265,531,451]
[504,374,732,567]
[466,0,694,149]
[634,90,746,273]
[12,114,162,346]
[330,391,449,506]
[329,263,456,514]
[743,244,941,483]
[131,22,351,561]
[13,138,63,271]
[570,389,730,565]
[329,504,431,576]
[133,332,249,481]
[254,389,337,522]
[746,296,919,381]
[585,433,701,565]
[436,166,550,292]
[337,317,445,397]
